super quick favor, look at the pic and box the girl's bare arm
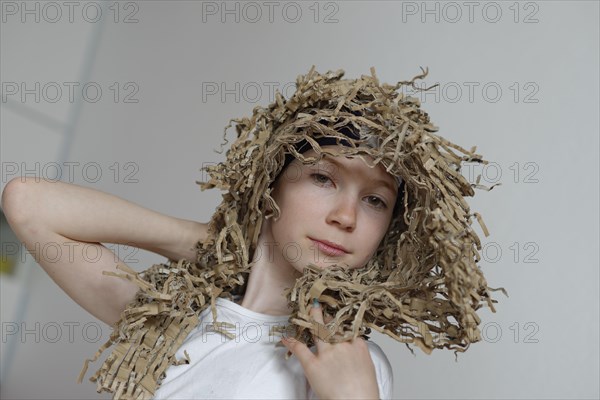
[1,177,208,326]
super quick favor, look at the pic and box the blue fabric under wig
[281,124,404,189]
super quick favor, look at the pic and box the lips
[309,237,349,256]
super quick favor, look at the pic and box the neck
[239,233,301,316]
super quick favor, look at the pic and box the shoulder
[365,340,392,372]
[365,340,394,399]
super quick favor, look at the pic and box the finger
[310,298,324,324]
[309,298,331,350]
[280,336,315,367]
[310,300,334,325]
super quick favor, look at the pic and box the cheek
[276,182,323,220]
[271,192,311,238]
[356,215,392,258]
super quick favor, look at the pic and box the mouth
[309,237,350,256]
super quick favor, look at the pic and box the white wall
[1,1,598,399]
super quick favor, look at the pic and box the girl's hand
[281,299,380,400]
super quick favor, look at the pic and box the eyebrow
[316,156,398,195]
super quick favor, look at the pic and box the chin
[310,261,351,271]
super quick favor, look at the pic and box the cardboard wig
[78,66,505,399]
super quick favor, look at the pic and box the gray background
[1,1,598,399]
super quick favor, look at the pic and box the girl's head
[193,66,499,352]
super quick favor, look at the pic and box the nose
[326,193,357,231]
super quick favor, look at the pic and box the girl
[1,66,499,399]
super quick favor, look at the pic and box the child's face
[267,145,399,273]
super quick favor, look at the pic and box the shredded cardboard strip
[79,66,506,399]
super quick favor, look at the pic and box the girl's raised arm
[0,177,207,326]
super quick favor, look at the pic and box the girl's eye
[311,172,388,210]
[366,195,387,209]
[310,173,333,186]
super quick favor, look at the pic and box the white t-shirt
[152,297,394,399]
